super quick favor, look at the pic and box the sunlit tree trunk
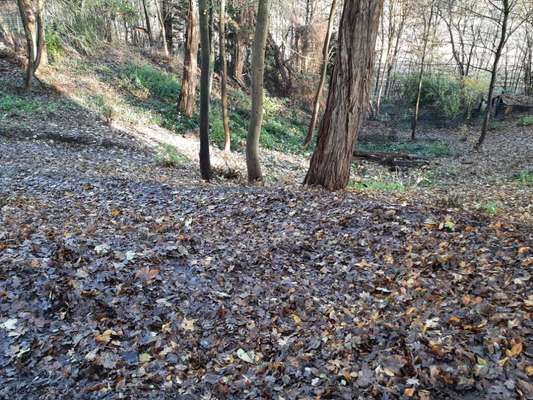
[177,0,199,117]
[246,0,271,183]
[304,0,384,191]
[303,0,337,148]
[219,0,231,152]
[155,0,169,56]
[16,0,46,91]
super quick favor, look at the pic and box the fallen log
[353,150,430,168]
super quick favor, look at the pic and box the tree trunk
[219,0,231,152]
[208,3,216,95]
[304,0,384,191]
[16,0,46,91]
[177,0,199,117]
[142,0,153,46]
[162,0,173,54]
[198,0,211,180]
[246,0,271,184]
[302,0,337,148]
[155,0,169,56]
[411,0,435,141]
[476,0,510,150]
[233,41,245,84]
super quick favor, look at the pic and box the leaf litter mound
[0,137,532,400]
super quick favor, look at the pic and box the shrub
[155,144,188,168]
[462,78,488,119]
[45,30,63,61]
[516,171,533,186]
[402,73,462,120]
[517,116,533,127]
[49,0,137,55]
[124,63,181,100]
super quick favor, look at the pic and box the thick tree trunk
[476,1,510,150]
[246,0,271,184]
[219,0,231,152]
[304,0,384,191]
[177,0,199,117]
[303,0,337,148]
[198,0,211,180]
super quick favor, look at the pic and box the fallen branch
[353,150,430,168]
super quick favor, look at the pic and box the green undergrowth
[70,58,310,154]
[349,179,406,192]
[516,170,533,187]
[517,115,533,127]
[155,144,189,168]
[357,140,451,158]
[0,94,60,119]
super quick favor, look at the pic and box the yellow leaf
[448,316,461,325]
[292,314,302,325]
[111,208,122,217]
[518,247,530,254]
[139,353,152,363]
[506,339,523,357]
[525,365,533,376]
[95,329,116,344]
[477,356,488,366]
[180,318,196,331]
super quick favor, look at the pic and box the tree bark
[411,0,435,141]
[219,0,231,152]
[16,0,46,91]
[302,0,337,148]
[304,0,384,191]
[208,3,216,95]
[177,0,199,117]
[142,0,153,46]
[155,0,169,56]
[246,0,271,184]
[476,0,510,150]
[198,0,212,180]
[162,0,173,54]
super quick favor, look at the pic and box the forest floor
[1,50,533,399]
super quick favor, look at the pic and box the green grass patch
[476,201,499,215]
[488,120,508,131]
[123,63,181,100]
[348,178,406,192]
[358,140,451,158]
[516,170,533,187]
[517,115,533,127]
[155,144,188,168]
[0,94,58,119]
